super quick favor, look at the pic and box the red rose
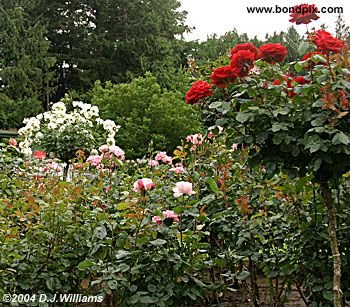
[185,80,213,105]
[310,30,344,54]
[33,150,46,159]
[260,43,287,63]
[289,4,319,25]
[230,43,259,60]
[294,76,310,85]
[210,66,236,88]
[301,51,326,67]
[229,50,256,78]
[273,75,309,97]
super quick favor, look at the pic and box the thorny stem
[320,181,343,307]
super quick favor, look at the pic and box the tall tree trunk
[320,181,342,307]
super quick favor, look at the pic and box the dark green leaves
[332,132,350,145]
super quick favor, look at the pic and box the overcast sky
[180,0,350,41]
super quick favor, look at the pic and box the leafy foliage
[91,73,202,158]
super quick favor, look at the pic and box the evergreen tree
[0,2,55,128]
[30,0,188,99]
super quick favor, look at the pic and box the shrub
[91,73,202,158]
[0,95,43,129]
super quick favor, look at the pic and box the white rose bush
[18,98,120,166]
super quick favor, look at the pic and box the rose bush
[1,126,350,305]
[18,96,120,167]
[184,5,349,306]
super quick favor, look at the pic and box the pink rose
[99,145,109,153]
[108,145,125,160]
[9,138,17,147]
[162,210,179,222]
[87,155,103,167]
[133,178,155,193]
[232,144,239,151]
[186,133,204,145]
[173,181,196,197]
[155,151,172,164]
[148,160,159,167]
[152,216,162,225]
[169,166,186,174]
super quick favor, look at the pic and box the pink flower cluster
[99,144,125,161]
[155,151,172,165]
[87,145,125,169]
[186,133,204,145]
[152,210,179,225]
[86,155,103,168]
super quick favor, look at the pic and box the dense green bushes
[1,132,350,306]
[91,73,202,158]
[0,95,43,129]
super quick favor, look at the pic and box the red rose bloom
[260,43,287,63]
[310,30,344,54]
[229,50,256,78]
[185,80,213,105]
[230,43,259,60]
[210,66,236,88]
[301,51,326,67]
[294,76,310,85]
[272,79,282,86]
[289,4,319,25]
[273,75,310,97]
[272,76,296,97]
[33,150,46,159]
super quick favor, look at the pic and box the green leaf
[298,41,310,56]
[313,159,322,172]
[236,112,250,123]
[150,239,167,246]
[312,100,325,107]
[139,296,159,304]
[128,295,139,304]
[206,178,219,194]
[115,263,130,272]
[311,117,326,127]
[340,80,350,90]
[209,101,223,109]
[309,143,322,153]
[46,277,56,291]
[237,270,251,280]
[94,226,107,240]
[332,132,350,145]
[192,276,206,288]
[77,260,95,270]
[295,177,308,194]
[294,61,306,72]
[116,250,130,260]
[147,284,157,292]
[322,291,333,301]
[271,124,288,132]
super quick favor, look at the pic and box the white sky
[180,0,350,41]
